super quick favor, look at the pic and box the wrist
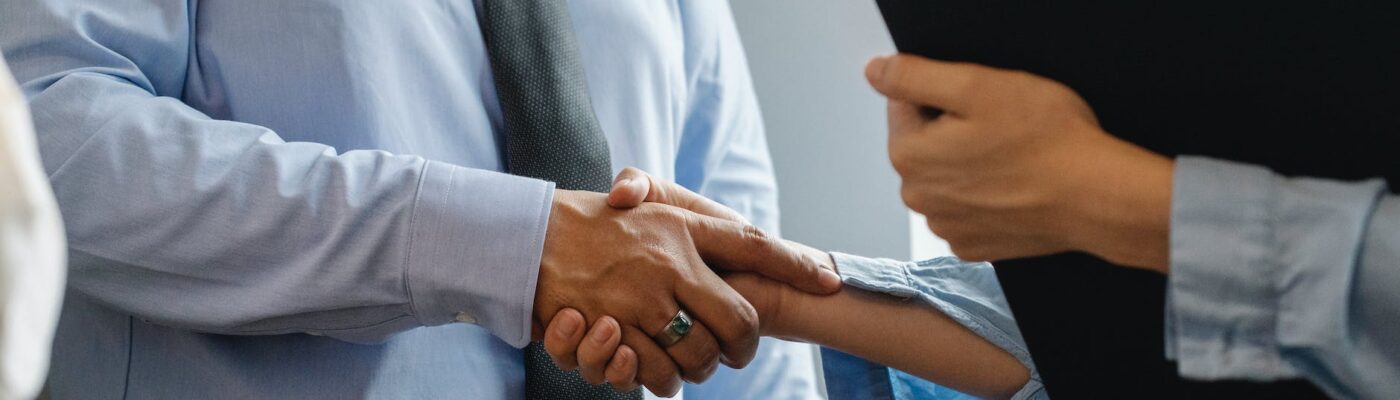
[1063,135,1174,272]
[760,278,804,340]
[534,189,592,323]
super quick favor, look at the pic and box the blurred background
[729,0,950,264]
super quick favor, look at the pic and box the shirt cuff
[831,252,1047,399]
[830,252,920,298]
[404,160,554,348]
[1167,156,1385,380]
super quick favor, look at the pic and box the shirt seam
[1261,169,1285,370]
[235,315,418,335]
[401,160,438,326]
[121,315,133,400]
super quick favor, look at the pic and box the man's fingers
[605,345,640,392]
[620,325,683,397]
[686,213,842,294]
[673,266,761,369]
[577,316,623,385]
[866,54,993,115]
[661,310,722,383]
[542,308,588,371]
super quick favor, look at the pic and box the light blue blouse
[829,253,1050,400]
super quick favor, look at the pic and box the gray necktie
[478,1,641,399]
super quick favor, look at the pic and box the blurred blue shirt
[0,0,819,398]
[1167,157,1400,399]
[825,156,1400,400]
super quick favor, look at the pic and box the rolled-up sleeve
[832,253,1048,400]
[1167,156,1400,399]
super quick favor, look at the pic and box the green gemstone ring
[654,310,693,348]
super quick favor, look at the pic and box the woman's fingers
[576,317,623,384]
[542,308,588,371]
[605,345,640,392]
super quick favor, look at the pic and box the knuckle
[889,151,916,176]
[644,204,687,228]
[683,352,720,383]
[641,245,675,270]
[882,56,911,88]
[642,302,677,333]
[729,303,760,342]
[740,224,770,242]
[900,186,927,212]
[697,347,721,376]
[643,367,681,397]
[950,245,989,261]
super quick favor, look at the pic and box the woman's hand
[867,54,1174,271]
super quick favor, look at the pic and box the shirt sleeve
[0,0,549,347]
[1166,156,1400,399]
[831,253,1049,400]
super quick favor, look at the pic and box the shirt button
[454,312,477,324]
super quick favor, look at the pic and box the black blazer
[879,1,1398,398]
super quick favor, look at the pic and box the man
[0,51,66,400]
[0,1,837,398]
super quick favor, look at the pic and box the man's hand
[534,187,841,396]
[865,54,1174,271]
[540,168,840,394]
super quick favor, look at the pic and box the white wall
[729,0,914,260]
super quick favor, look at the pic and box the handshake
[532,167,842,396]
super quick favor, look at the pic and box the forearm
[5,0,554,344]
[762,280,1029,400]
[39,76,551,343]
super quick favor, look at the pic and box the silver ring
[653,309,693,348]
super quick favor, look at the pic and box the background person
[865,53,1400,399]
[0,51,66,400]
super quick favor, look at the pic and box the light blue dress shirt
[0,0,819,398]
[1167,156,1400,399]
[827,253,1049,400]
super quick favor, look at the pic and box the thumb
[866,54,985,115]
[607,167,748,224]
[686,213,842,294]
[607,167,652,209]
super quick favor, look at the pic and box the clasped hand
[532,169,841,396]
[866,54,1174,269]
